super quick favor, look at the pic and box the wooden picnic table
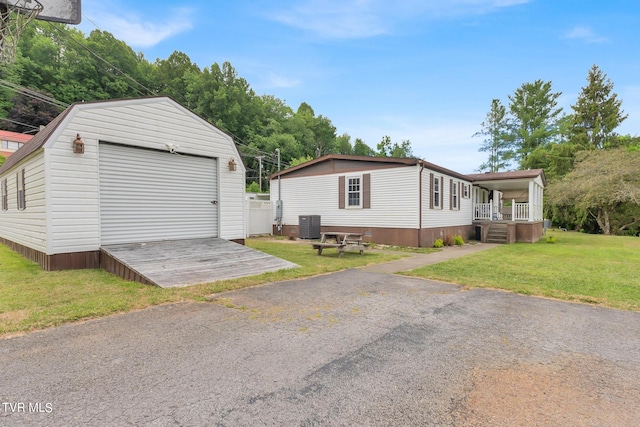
[311,231,368,257]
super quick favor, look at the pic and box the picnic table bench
[311,232,368,257]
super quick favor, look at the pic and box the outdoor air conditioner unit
[298,215,321,239]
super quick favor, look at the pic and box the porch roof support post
[512,199,515,221]
[490,199,493,221]
[539,184,543,221]
[528,180,534,222]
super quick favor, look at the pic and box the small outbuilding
[0,97,247,273]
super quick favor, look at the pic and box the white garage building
[0,97,247,276]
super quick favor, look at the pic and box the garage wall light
[72,133,84,154]
[228,157,237,171]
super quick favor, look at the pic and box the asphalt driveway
[1,269,639,426]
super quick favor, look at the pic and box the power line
[0,117,40,131]
[0,79,69,109]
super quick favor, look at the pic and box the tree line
[0,22,413,190]
[475,65,640,236]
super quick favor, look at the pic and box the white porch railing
[474,201,502,220]
[474,201,531,221]
[512,202,529,221]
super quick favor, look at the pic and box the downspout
[418,161,424,247]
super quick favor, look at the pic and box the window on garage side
[1,178,7,211]
[16,169,25,210]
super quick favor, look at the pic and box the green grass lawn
[404,231,640,311]
[0,239,403,337]
[3,232,639,337]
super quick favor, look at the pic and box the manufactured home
[270,155,545,246]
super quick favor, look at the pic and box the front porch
[473,199,543,222]
[473,220,544,244]
[468,169,546,243]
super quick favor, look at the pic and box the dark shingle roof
[466,169,546,186]
[0,107,71,174]
[269,154,472,181]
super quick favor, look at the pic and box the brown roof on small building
[466,169,546,186]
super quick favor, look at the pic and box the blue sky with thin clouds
[78,0,640,173]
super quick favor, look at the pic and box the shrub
[454,235,464,246]
[443,235,455,246]
[433,239,444,248]
[546,235,557,244]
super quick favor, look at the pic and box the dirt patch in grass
[0,309,28,322]
[455,353,640,426]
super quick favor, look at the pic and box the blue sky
[77,0,640,173]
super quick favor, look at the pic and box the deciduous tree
[547,148,640,235]
[376,135,413,157]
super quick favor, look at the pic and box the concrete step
[486,224,508,244]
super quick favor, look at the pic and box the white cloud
[81,2,193,48]
[266,73,302,89]
[269,0,531,39]
[564,26,607,44]
[269,1,391,39]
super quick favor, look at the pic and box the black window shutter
[338,176,345,209]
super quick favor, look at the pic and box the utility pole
[255,155,264,192]
[275,148,282,233]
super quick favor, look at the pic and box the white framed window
[433,176,441,208]
[1,178,7,211]
[452,181,458,209]
[16,169,25,210]
[347,176,361,207]
[463,184,470,199]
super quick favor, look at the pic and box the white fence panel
[247,199,273,236]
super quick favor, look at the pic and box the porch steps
[485,223,508,244]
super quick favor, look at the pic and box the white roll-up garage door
[99,143,218,245]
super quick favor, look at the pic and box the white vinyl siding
[99,143,219,245]
[273,167,419,229]
[422,169,472,228]
[43,97,245,254]
[0,152,47,252]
